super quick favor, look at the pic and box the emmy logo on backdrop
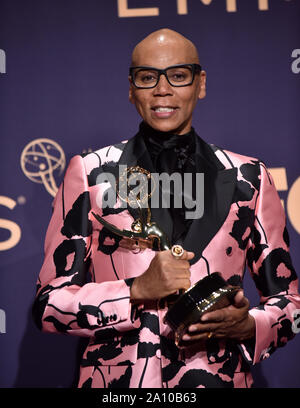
[20,139,66,197]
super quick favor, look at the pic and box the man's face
[129,38,206,135]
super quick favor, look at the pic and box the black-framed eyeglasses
[129,63,202,89]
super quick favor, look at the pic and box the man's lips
[151,106,178,118]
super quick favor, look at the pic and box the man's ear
[128,76,135,104]
[198,70,206,100]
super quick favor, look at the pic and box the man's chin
[145,120,188,135]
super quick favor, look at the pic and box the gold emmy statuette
[92,166,239,346]
[92,165,171,251]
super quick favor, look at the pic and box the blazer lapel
[183,135,237,265]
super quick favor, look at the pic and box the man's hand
[180,290,256,345]
[130,250,194,302]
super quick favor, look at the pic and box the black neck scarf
[140,122,197,244]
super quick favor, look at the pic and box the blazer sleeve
[239,162,300,365]
[32,154,141,338]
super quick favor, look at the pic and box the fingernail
[188,325,197,332]
[182,334,190,341]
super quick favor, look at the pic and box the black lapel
[103,130,174,243]
[182,134,237,265]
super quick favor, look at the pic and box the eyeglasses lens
[133,66,193,88]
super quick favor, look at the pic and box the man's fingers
[177,278,192,292]
[172,260,191,271]
[167,249,194,261]
[181,250,195,261]
[188,322,218,333]
[233,290,249,308]
[201,308,227,323]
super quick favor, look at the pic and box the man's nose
[154,73,173,95]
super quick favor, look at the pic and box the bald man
[33,29,300,388]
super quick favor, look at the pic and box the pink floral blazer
[33,130,300,388]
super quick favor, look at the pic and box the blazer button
[156,349,161,359]
[226,247,232,256]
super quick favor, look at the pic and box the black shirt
[140,122,197,243]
